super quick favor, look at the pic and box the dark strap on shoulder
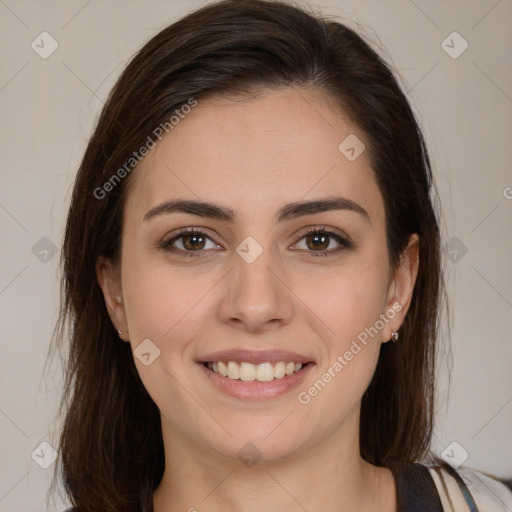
[391,462,444,512]
[441,463,480,512]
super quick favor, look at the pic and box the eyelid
[293,224,351,243]
[169,226,219,242]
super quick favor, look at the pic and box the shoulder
[427,463,512,512]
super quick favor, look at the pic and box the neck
[152,412,396,512]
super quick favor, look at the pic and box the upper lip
[197,349,314,365]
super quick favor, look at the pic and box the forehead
[124,87,384,225]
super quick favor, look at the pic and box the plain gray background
[0,0,511,510]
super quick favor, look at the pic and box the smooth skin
[96,86,419,512]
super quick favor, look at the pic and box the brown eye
[181,232,207,250]
[160,229,221,257]
[294,228,352,257]
[305,232,330,251]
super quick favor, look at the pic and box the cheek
[121,252,211,343]
[304,261,390,347]
[120,258,214,418]
[298,258,390,397]
[297,284,387,422]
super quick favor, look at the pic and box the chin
[201,419,310,466]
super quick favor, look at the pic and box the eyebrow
[143,196,370,224]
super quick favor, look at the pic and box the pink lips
[196,348,315,401]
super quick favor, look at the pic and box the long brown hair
[47,0,448,510]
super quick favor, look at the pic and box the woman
[49,0,512,510]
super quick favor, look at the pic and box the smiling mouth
[202,360,313,381]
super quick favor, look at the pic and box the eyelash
[159,226,352,258]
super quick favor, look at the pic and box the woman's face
[97,86,418,462]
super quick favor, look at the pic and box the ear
[95,255,129,342]
[382,234,419,343]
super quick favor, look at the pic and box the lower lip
[197,362,315,400]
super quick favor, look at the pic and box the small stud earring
[391,332,399,343]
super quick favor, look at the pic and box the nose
[218,243,294,333]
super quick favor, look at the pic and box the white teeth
[239,362,256,381]
[205,361,304,381]
[274,361,286,379]
[256,362,274,382]
[227,361,239,379]
[218,361,228,377]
